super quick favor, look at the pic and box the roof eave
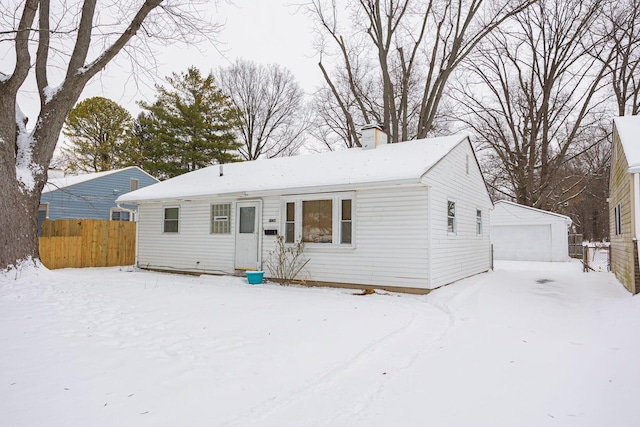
[116,178,424,205]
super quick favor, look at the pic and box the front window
[447,201,456,233]
[283,193,354,246]
[476,209,482,235]
[341,199,352,244]
[164,207,179,233]
[211,203,231,234]
[285,202,295,243]
[303,199,333,243]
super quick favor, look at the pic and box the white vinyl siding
[422,141,493,288]
[262,187,430,288]
[137,200,237,274]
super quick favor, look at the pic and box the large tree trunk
[0,174,42,267]
[0,0,181,270]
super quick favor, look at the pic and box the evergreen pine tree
[138,67,241,179]
[62,97,134,172]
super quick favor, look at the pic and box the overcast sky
[92,1,320,115]
[6,1,320,123]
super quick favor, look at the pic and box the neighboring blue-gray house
[38,166,158,235]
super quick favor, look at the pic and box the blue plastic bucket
[246,271,264,285]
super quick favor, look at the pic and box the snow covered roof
[117,134,469,203]
[43,166,153,194]
[494,200,572,225]
[614,116,640,173]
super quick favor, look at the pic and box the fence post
[583,245,589,272]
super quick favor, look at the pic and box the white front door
[234,201,261,270]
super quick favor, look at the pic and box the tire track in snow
[222,296,454,427]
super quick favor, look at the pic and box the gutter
[116,178,424,205]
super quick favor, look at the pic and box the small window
[111,210,130,221]
[465,155,469,175]
[37,203,49,237]
[447,201,456,233]
[211,204,231,234]
[130,178,139,192]
[239,206,256,234]
[341,199,352,244]
[285,202,295,243]
[476,209,482,235]
[164,207,179,233]
[303,199,333,243]
[615,203,622,235]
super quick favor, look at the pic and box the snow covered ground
[1,261,638,426]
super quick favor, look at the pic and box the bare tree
[217,60,308,160]
[560,129,611,240]
[455,0,612,210]
[598,0,640,116]
[0,0,217,269]
[305,0,534,146]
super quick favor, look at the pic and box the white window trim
[447,199,457,235]
[163,206,180,234]
[615,203,622,235]
[210,203,231,234]
[281,192,355,248]
[476,208,483,236]
[130,178,140,192]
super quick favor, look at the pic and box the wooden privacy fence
[39,219,136,269]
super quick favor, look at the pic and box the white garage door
[492,224,552,261]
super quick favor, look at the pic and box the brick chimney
[361,123,388,149]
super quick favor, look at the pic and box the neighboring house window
[476,209,482,235]
[614,203,622,235]
[211,203,231,234]
[130,178,139,192]
[110,208,131,221]
[164,207,179,233]
[341,199,352,244]
[285,202,295,243]
[465,155,469,175]
[303,199,333,243]
[447,201,456,233]
[37,203,49,237]
[283,193,354,245]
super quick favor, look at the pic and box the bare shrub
[265,235,310,285]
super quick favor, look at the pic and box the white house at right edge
[117,127,493,293]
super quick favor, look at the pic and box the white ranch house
[117,129,493,292]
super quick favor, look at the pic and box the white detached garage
[490,201,571,262]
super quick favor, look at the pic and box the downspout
[427,186,433,289]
